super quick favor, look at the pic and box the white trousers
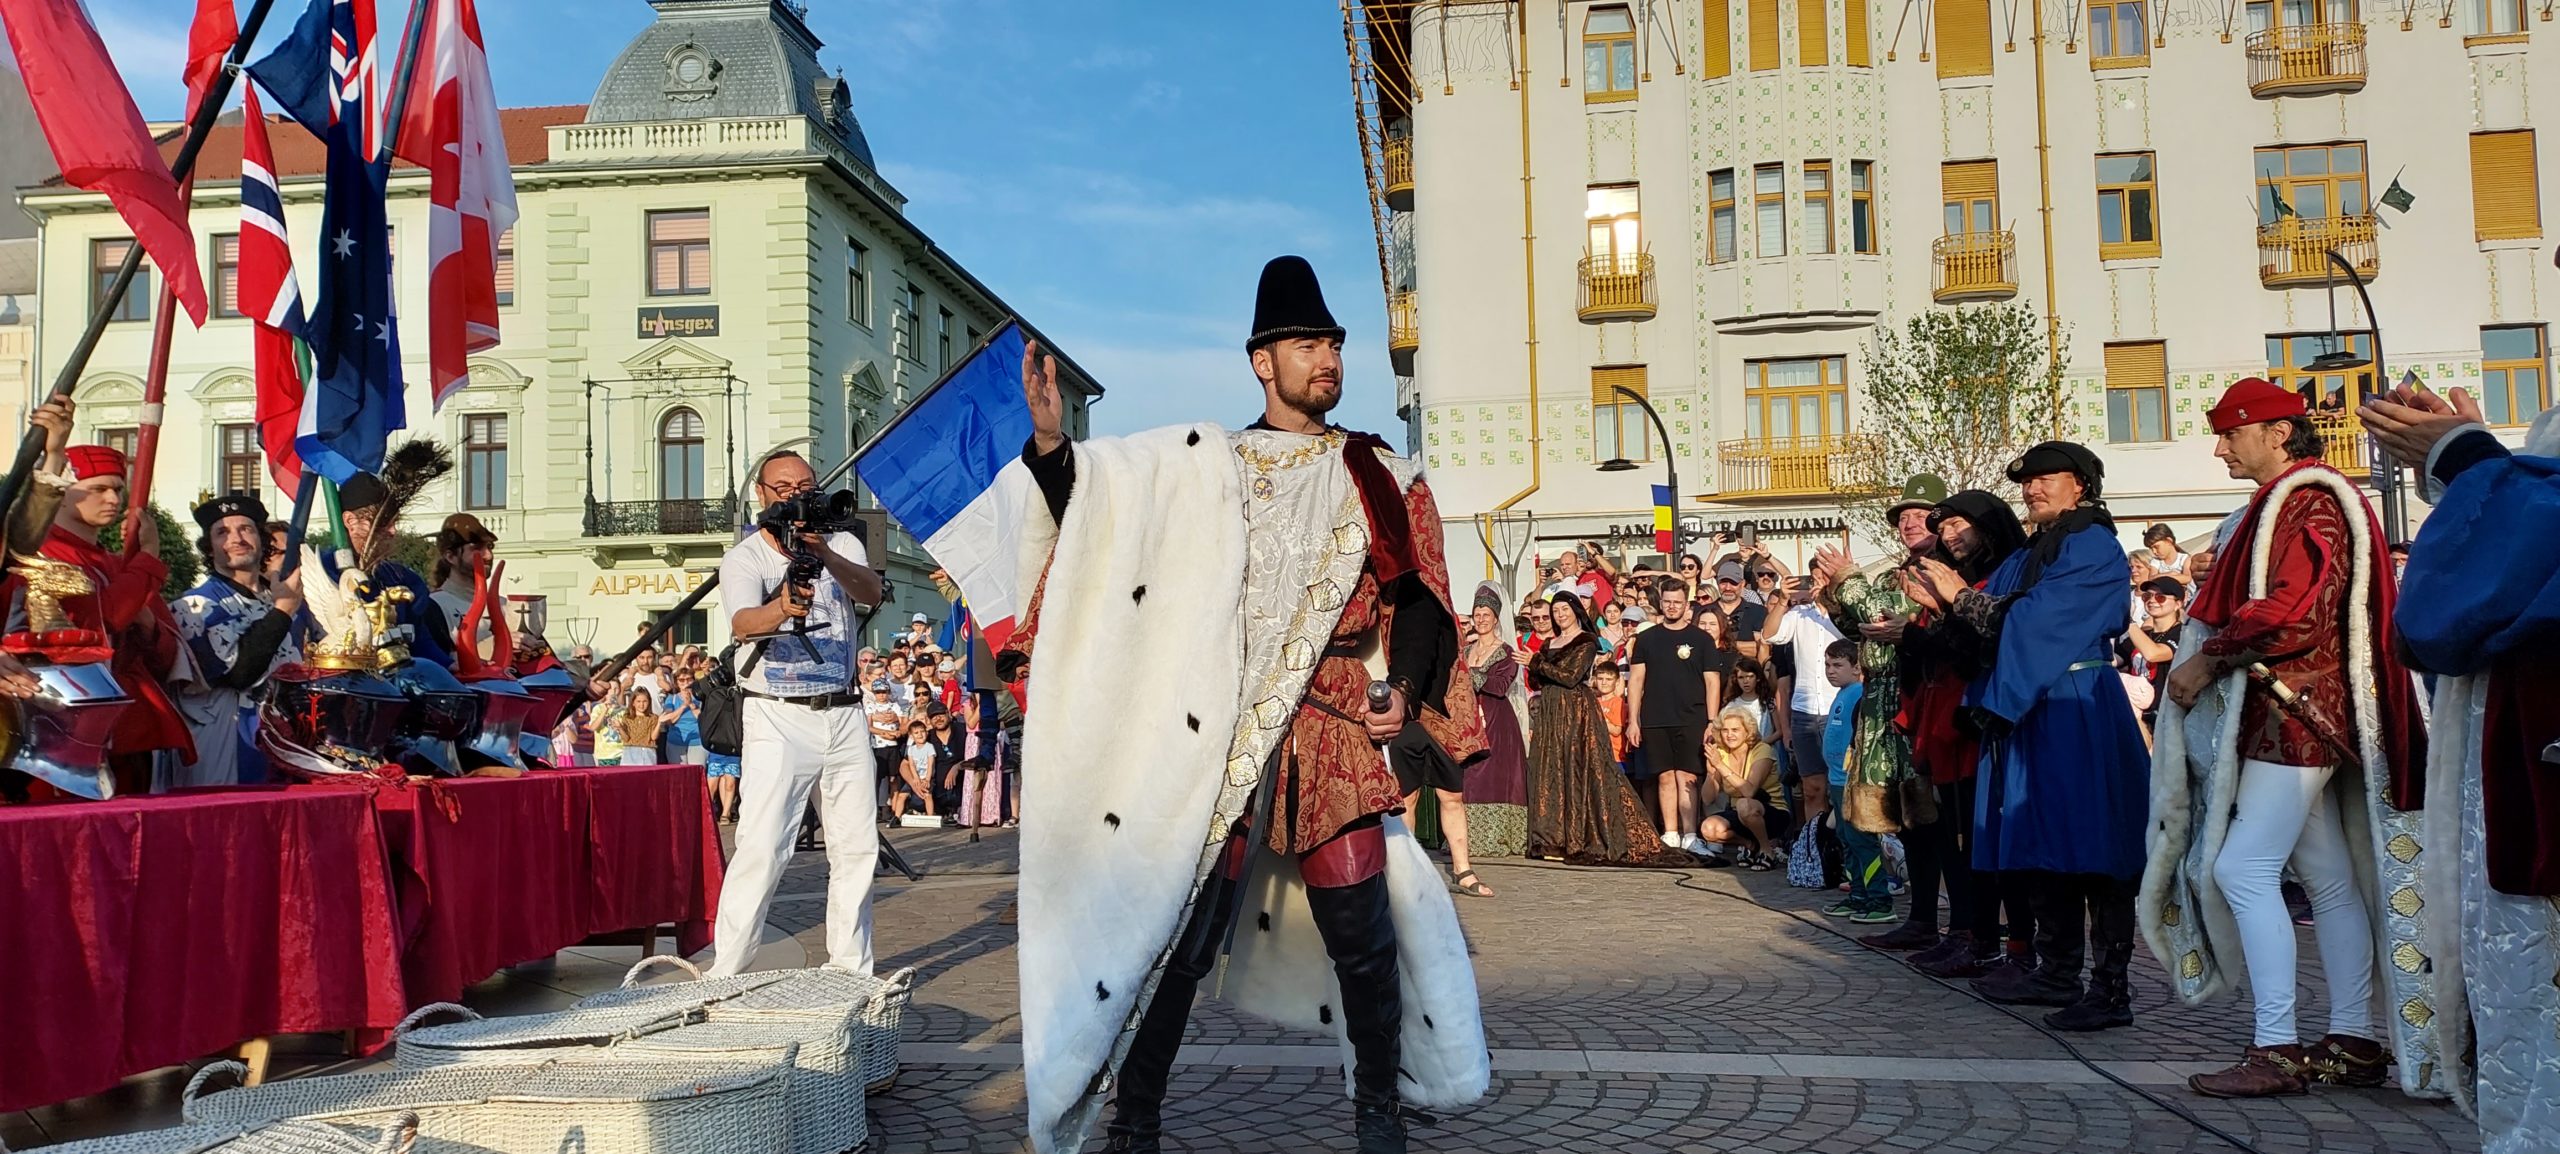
[2211,758,2377,1047]
[708,696,879,977]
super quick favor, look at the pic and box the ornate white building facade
[1347,0,2553,586]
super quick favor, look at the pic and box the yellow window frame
[2096,152,2161,259]
[2480,324,2550,427]
[1584,6,1640,102]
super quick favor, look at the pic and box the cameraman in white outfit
[708,451,885,977]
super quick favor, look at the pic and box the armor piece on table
[259,546,413,780]
[515,666,581,766]
[451,558,534,771]
[384,657,483,777]
[0,662,130,799]
[257,666,408,780]
[0,552,127,799]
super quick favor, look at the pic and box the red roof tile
[136,104,588,183]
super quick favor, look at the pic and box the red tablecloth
[384,764,721,1008]
[0,786,406,1113]
[0,763,723,1113]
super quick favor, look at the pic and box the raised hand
[2363,383,2484,465]
[1023,339,1066,455]
[1914,556,1968,606]
[1810,544,1853,588]
[1898,567,1943,613]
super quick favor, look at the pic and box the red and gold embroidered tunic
[2198,484,2353,767]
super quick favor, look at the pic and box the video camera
[756,488,862,591]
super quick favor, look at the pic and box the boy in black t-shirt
[1626,582,1727,857]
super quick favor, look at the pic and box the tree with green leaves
[97,502,201,600]
[1845,303,2067,547]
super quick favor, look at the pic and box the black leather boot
[2048,881,2137,1031]
[1308,871,1405,1154]
[1987,873,2083,1007]
[1107,845,1245,1153]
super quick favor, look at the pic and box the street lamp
[2316,248,2408,545]
[1596,385,1682,560]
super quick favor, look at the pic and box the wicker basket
[613,1019,862,1154]
[181,1053,793,1154]
[573,959,914,1093]
[387,999,701,1070]
[27,1108,421,1154]
[566,955,794,1014]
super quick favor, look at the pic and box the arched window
[658,407,705,501]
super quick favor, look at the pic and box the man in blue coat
[1914,441,2151,1031]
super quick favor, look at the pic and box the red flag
[391,0,516,409]
[182,0,239,122]
[239,89,307,490]
[0,0,209,325]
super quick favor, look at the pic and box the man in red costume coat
[43,445,192,793]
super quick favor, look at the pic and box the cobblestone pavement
[4,826,2479,1154]
[826,829,2479,1154]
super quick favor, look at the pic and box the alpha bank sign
[638,305,719,339]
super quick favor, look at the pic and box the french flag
[854,322,1040,656]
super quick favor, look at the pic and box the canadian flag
[391,0,515,409]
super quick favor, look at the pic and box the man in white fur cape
[2364,383,2560,1154]
[2140,377,2444,1100]
[996,256,1492,1154]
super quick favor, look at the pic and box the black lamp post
[1596,385,1681,560]
[2308,248,2407,545]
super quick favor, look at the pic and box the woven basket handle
[619,954,703,988]
[373,1110,420,1154]
[392,1002,482,1037]
[184,1061,249,1104]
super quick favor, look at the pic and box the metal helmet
[462,676,538,772]
[0,661,130,800]
[383,658,483,777]
[513,666,583,767]
[258,666,410,781]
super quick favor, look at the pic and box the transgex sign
[638,305,719,338]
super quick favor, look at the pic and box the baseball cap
[1714,561,1745,583]
[2139,577,2186,599]
[870,678,894,694]
[1622,605,1649,623]
[911,612,929,624]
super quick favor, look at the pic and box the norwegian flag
[239,87,308,491]
[391,0,516,409]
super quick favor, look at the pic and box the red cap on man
[64,445,127,482]
[2205,377,2307,435]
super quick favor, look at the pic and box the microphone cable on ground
[1497,858,2272,1154]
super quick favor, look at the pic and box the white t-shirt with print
[719,529,868,698]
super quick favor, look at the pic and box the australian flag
[247,0,401,484]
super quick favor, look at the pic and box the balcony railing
[2246,23,2366,97]
[2257,214,2378,288]
[584,496,742,538]
[1387,290,1419,375]
[1383,136,1415,212]
[1931,231,2019,303]
[1577,251,1657,323]
[1714,435,1883,499]
[2309,409,2370,474]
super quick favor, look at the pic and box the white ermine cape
[1011,425,1488,1154]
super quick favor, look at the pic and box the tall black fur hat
[1245,256,1346,352]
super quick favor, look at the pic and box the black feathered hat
[1245,256,1346,352]
[192,491,269,533]
[339,471,388,511]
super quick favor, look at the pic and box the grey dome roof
[587,0,875,171]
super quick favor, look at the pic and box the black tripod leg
[875,829,923,881]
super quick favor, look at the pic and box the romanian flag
[1652,484,1674,553]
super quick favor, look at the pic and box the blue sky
[80,0,1400,437]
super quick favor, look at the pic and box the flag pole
[117,171,200,557]
[378,0,435,166]
[0,0,286,528]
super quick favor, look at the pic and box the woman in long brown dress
[1525,591,1692,867]
[1462,584,1530,863]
